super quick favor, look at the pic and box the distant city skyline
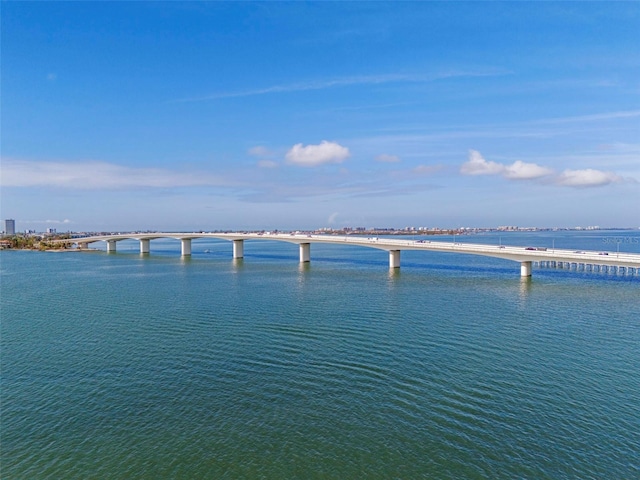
[3,220,634,236]
[1,2,639,232]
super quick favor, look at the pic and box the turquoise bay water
[1,231,639,478]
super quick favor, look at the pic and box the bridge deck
[55,232,640,270]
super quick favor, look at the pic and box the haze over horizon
[1,2,639,232]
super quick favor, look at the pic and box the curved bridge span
[61,232,640,278]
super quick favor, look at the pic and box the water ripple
[2,248,639,479]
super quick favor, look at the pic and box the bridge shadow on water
[250,252,639,284]
[248,251,518,278]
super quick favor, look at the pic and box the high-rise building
[4,219,15,236]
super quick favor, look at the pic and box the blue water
[1,231,639,479]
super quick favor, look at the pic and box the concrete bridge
[56,232,640,278]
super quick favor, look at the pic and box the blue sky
[1,2,639,232]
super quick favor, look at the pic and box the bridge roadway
[58,232,640,278]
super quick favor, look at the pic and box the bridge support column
[140,239,150,254]
[107,240,117,253]
[389,250,401,269]
[78,242,88,250]
[299,243,310,263]
[233,239,244,259]
[181,239,191,256]
[521,261,532,277]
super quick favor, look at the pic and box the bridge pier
[389,250,401,269]
[181,239,191,256]
[299,243,310,263]
[61,234,640,277]
[233,239,244,259]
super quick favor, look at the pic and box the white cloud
[257,159,278,169]
[460,150,629,188]
[23,218,72,224]
[535,110,640,125]
[176,69,510,102]
[461,150,551,180]
[375,154,400,163]
[0,159,231,189]
[285,141,350,167]
[413,165,443,175]
[503,160,554,180]
[460,150,505,176]
[556,169,623,187]
[248,146,271,157]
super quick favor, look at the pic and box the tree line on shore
[0,234,74,250]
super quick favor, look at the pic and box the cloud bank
[285,141,350,167]
[1,159,230,189]
[460,150,624,187]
